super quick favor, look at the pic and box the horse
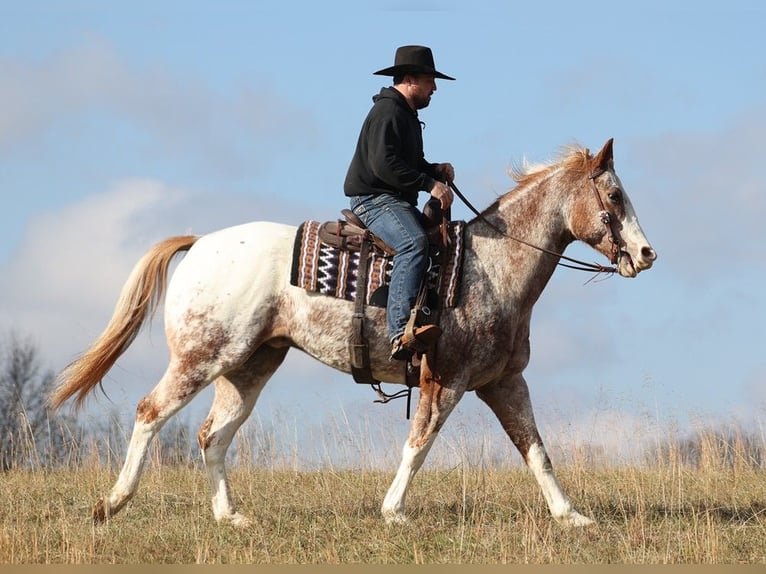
[50,138,656,527]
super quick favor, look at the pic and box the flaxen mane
[510,144,594,188]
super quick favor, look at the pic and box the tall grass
[1,410,764,563]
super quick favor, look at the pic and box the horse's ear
[592,138,614,173]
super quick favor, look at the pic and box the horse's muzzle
[618,245,657,277]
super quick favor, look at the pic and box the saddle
[317,199,453,387]
[317,199,448,256]
[317,210,396,257]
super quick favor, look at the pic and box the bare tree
[0,332,80,470]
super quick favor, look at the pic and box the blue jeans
[350,194,429,343]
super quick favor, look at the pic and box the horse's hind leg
[93,359,209,522]
[197,344,288,527]
[476,374,594,526]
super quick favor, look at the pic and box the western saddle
[317,199,452,392]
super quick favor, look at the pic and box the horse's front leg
[381,356,465,524]
[476,373,594,527]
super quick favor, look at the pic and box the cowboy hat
[373,45,455,80]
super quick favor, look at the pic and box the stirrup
[390,338,415,362]
[394,324,442,359]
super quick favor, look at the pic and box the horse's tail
[49,235,199,411]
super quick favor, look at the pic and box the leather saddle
[318,198,452,388]
[318,198,449,257]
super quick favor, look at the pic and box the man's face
[409,74,437,109]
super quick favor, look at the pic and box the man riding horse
[344,45,456,362]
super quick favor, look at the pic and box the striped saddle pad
[289,219,465,308]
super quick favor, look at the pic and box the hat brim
[373,64,455,81]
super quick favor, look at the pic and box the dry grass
[2,430,765,564]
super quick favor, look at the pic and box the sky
[1,0,764,468]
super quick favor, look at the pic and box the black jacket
[344,87,438,206]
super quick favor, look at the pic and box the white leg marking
[205,456,252,528]
[382,438,436,524]
[200,365,279,528]
[104,419,156,515]
[526,443,595,527]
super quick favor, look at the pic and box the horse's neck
[503,177,570,251]
[469,174,573,306]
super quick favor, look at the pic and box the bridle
[587,167,621,266]
[449,175,620,276]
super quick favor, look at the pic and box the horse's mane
[509,144,592,188]
[479,143,595,218]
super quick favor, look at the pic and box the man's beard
[415,93,432,109]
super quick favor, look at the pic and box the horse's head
[571,138,657,278]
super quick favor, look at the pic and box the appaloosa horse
[51,138,656,527]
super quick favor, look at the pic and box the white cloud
[2,180,180,314]
[0,178,321,402]
[0,177,362,434]
[0,181,176,377]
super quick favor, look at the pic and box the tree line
[0,331,193,470]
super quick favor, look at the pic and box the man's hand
[435,162,455,183]
[429,180,453,210]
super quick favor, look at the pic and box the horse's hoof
[217,512,253,528]
[558,511,595,527]
[231,514,253,528]
[382,511,408,525]
[92,498,108,523]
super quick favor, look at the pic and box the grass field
[2,427,765,564]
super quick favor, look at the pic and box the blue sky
[1,1,764,466]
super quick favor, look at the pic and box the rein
[449,180,618,276]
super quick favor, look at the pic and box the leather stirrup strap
[349,233,378,384]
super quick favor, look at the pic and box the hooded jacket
[344,87,438,206]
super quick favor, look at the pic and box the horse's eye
[608,190,622,204]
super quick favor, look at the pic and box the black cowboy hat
[373,45,455,81]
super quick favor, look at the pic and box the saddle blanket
[290,220,465,308]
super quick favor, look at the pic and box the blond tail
[49,235,199,410]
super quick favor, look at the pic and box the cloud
[0,174,359,427]
[628,104,766,278]
[2,180,179,316]
[0,178,314,385]
[0,36,318,176]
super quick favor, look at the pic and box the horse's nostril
[641,246,657,261]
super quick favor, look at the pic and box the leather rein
[448,173,619,276]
